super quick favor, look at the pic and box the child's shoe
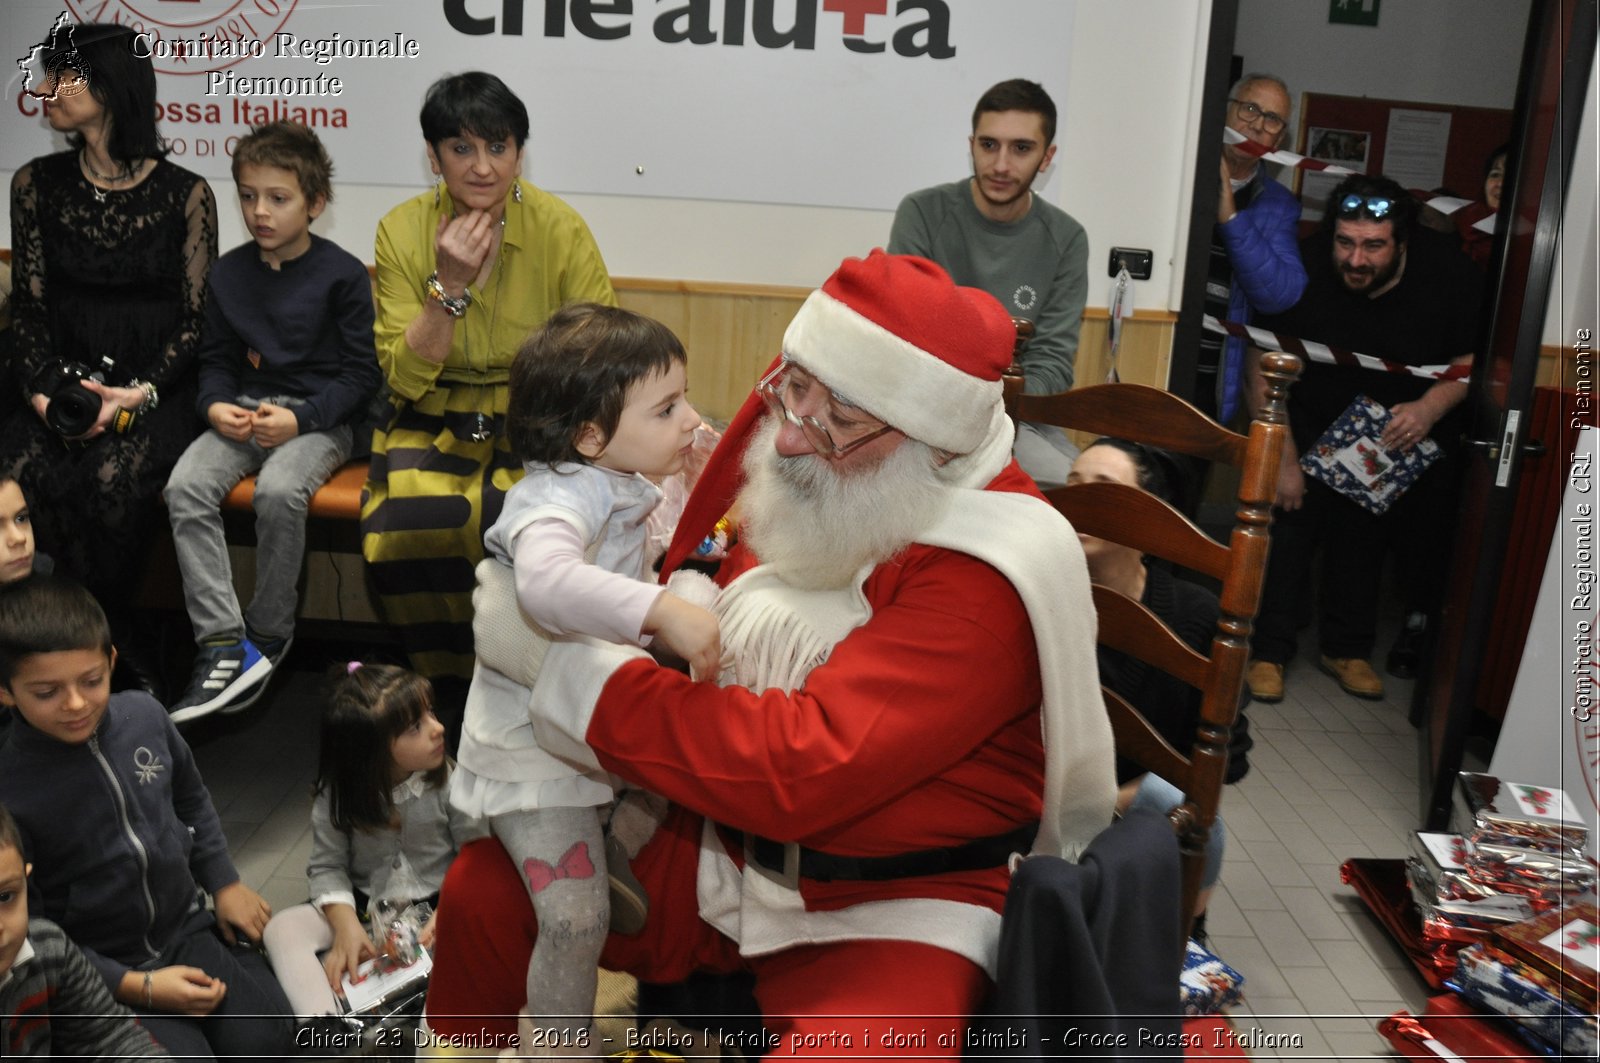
[606,833,650,935]
[168,638,271,724]
[219,629,293,715]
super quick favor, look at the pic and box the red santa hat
[783,250,1015,455]
[662,250,1015,580]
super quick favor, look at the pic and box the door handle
[1464,436,1548,461]
[1465,409,1545,487]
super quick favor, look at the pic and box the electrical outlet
[1108,247,1153,279]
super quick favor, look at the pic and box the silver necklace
[80,151,139,204]
[463,228,507,443]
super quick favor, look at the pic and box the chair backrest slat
[1005,353,1301,938]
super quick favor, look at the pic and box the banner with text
[3,0,1075,210]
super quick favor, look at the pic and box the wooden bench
[219,457,368,550]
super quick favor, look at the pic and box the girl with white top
[451,303,717,1050]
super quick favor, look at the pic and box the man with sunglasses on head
[423,252,1128,1055]
[887,78,1089,489]
[1244,174,1479,704]
[1196,74,1307,424]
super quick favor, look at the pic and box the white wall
[3,0,1585,334]
[1555,58,1599,351]
[0,0,1210,309]
[1234,0,1530,110]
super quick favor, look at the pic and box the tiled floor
[189,635,1445,1060]
[1206,650,1438,1060]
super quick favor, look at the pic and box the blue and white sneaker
[218,631,293,716]
[167,639,271,725]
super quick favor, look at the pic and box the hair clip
[346,660,364,674]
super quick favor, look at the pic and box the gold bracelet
[142,970,153,1008]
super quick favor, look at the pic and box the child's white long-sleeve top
[454,462,664,814]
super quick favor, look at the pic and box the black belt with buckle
[727,821,1039,883]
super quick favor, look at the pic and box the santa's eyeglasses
[757,361,899,459]
[1335,194,1396,221]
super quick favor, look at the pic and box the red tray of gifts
[1341,857,1452,988]
[1378,994,1544,1062]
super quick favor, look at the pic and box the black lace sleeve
[9,162,50,402]
[144,175,218,393]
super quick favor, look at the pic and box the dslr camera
[39,358,112,438]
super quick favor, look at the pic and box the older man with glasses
[420,251,1132,1057]
[1193,73,1308,426]
[1243,174,1479,703]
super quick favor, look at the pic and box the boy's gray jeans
[163,422,352,644]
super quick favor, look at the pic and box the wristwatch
[425,272,473,318]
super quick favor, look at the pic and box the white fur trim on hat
[782,289,1002,455]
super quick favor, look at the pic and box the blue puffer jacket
[1215,172,1307,422]
[0,690,239,990]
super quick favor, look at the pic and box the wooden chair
[1005,352,1302,937]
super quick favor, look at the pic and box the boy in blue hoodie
[0,575,294,1060]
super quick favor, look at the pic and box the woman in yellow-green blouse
[363,71,615,737]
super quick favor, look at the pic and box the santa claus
[423,250,1116,1057]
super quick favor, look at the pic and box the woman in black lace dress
[1,24,217,609]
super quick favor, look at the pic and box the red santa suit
[424,252,1115,1058]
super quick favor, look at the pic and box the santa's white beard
[737,419,950,590]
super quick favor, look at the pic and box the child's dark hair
[230,121,334,207]
[0,803,21,858]
[1081,437,1180,506]
[0,574,112,688]
[315,664,445,833]
[506,304,687,466]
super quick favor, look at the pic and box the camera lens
[47,383,100,437]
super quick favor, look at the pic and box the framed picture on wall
[1302,127,1371,220]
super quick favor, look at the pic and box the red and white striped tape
[1203,314,1471,381]
[1224,129,1497,234]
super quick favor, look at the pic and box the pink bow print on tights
[523,841,596,893]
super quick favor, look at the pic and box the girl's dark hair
[1081,437,1179,506]
[420,71,529,148]
[506,304,687,466]
[315,664,445,833]
[44,23,165,167]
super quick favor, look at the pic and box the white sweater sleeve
[513,518,664,646]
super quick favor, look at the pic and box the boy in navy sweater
[0,575,294,1060]
[164,121,380,722]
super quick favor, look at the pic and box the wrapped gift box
[1449,943,1598,1058]
[1465,840,1597,906]
[1179,938,1245,1016]
[1491,902,1600,1012]
[1455,774,1588,853]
